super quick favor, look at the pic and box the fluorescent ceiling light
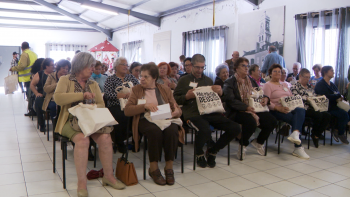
[81,4,119,16]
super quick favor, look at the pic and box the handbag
[4,72,18,95]
[307,95,329,112]
[280,95,304,111]
[249,87,269,113]
[337,100,350,112]
[116,82,133,111]
[193,86,225,115]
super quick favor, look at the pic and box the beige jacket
[42,72,58,111]
[53,74,104,134]
[124,83,185,151]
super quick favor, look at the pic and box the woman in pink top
[263,64,309,159]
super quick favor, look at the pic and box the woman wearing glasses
[262,64,308,159]
[104,57,139,153]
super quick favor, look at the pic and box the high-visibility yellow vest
[18,49,38,82]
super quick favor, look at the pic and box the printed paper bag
[307,96,329,112]
[280,95,304,111]
[4,73,18,95]
[116,82,133,111]
[249,96,269,113]
[193,86,225,115]
[68,103,118,137]
[337,100,350,112]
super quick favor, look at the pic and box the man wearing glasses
[174,54,241,168]
[180,57,193,78]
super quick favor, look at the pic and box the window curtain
[182,26,229,81]
[295,7,350,93]
[122,40,142,63]
[45,43,87,58]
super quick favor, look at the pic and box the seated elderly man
[290,68,331,148]
[174,54,241,168]
[287,62,301,83]
[214,63,229,87]
[249,64,266,87]
[54,52,125,197]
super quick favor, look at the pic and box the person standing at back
[225,51,240,76]
[261,45,285,78]
[10,42,38,116]
[11,52,25,93]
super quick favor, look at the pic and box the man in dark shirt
[179,57,192,78]
[225,51,239,76]
[174,54,241,168]
[287,62,301,83]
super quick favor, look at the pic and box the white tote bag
[249,87,269,113]
[116,81,133,111]
[68,103,118,137]
[307,96,329,112]
[280,95,304,111]
[337,100,350,112]
[193,86,225,115]
[4,73,18,95]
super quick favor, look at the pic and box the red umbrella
[89,40,119,52]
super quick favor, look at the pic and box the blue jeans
[47,101,57,120]
[328,107,350,135]
[270,108,306,147]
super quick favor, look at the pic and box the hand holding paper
[150,103,172,121]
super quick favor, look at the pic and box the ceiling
[0,0,257,39]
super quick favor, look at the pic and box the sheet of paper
[150,103,172,121]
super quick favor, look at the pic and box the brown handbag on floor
[115,151,138,186]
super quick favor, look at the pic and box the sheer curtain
[295,7,350,93]
[122,40,142,63]
[45,43,87,62]
[182,26,228,80]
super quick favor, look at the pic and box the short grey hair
[113,57,128,71]
[282,68,288,75]
[215,63,229,76]
[293,62,301,69]
[71,52,96,75]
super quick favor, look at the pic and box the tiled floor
[2,90,350,197]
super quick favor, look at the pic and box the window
[49,51,75,63]
[122,40,142,63]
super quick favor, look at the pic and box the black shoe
[40,127,46,132]
[205,149,216,168]
[311,134,319,148]
[25,111,36,116]
[196,155,207,168]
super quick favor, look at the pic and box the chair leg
[93,142,97,168]
[47,115,50,141]
[331,128,333,146]
[191,129,194,144]
[143,136,147,180]
[227,140,230,165]
[185,131,187,145]
[278,134,281,154]
[62,141,66,189]
[216,130,218,141]
[181,144,184,173]
[53,134,56,173]
[323,130,326,146]
[265,137,268,156]
[307,126,310,149]
[193,135,196,171]
[240,138,243,161]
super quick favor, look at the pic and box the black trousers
[139,119,179,162]
[305,109,331,137]
[24,81,30,98]
[108,105,128,146]
[35,96,45,129]
[233,112,277,146]
[188,113,241,155]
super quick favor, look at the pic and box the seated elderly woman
[104,57,139,153]
[263,64,308,159]
[54,52,125,197]
[31,58,55,132]
[214,63,229,87]
[249,64,266,87]
[310,64,323,88]
[124,63,184,186]
[223,57,277,159]
[91,61,108,93]
[169,62,180,81]
[129,62,142,82]
[315,66,349,144]
[290,68,331,148]
[42,59,71,121]
[157,62,177,90]
[281,68,292,88]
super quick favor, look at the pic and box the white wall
[258,0,350,70]
[0,27,106,58]
[112,0,254,64]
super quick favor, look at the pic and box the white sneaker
[237,145,247,160]
[292,147,310,159]
[250,139,265,156]
[287,131,301,145]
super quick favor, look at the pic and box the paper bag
[307,96,329,112]
[337,100,350,112]
[116,81,133,111]
[4,73,18,95]
[193,86,225,115]
[68,103,118,137]
[249,96,269,113]
[280,95,304,111]
[150,103,172,121]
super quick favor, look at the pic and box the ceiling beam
[32,0,112,39]
[0,8,62,15]
[68,0,160,27]
[0,0,39,5]
[130,0,151,10]
[244,0,259,6]
[0,23,98,32]
[0,16,80,24]
[98,15,115,24]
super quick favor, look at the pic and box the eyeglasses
[240,64,249,68]
[193,65,206,70]
[119,63,128,66]
[272,70,281,74]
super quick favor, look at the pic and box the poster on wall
[96,52,102,62]
[102,52,117,69]
[238,6,285,67]
[153,31,171,64]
